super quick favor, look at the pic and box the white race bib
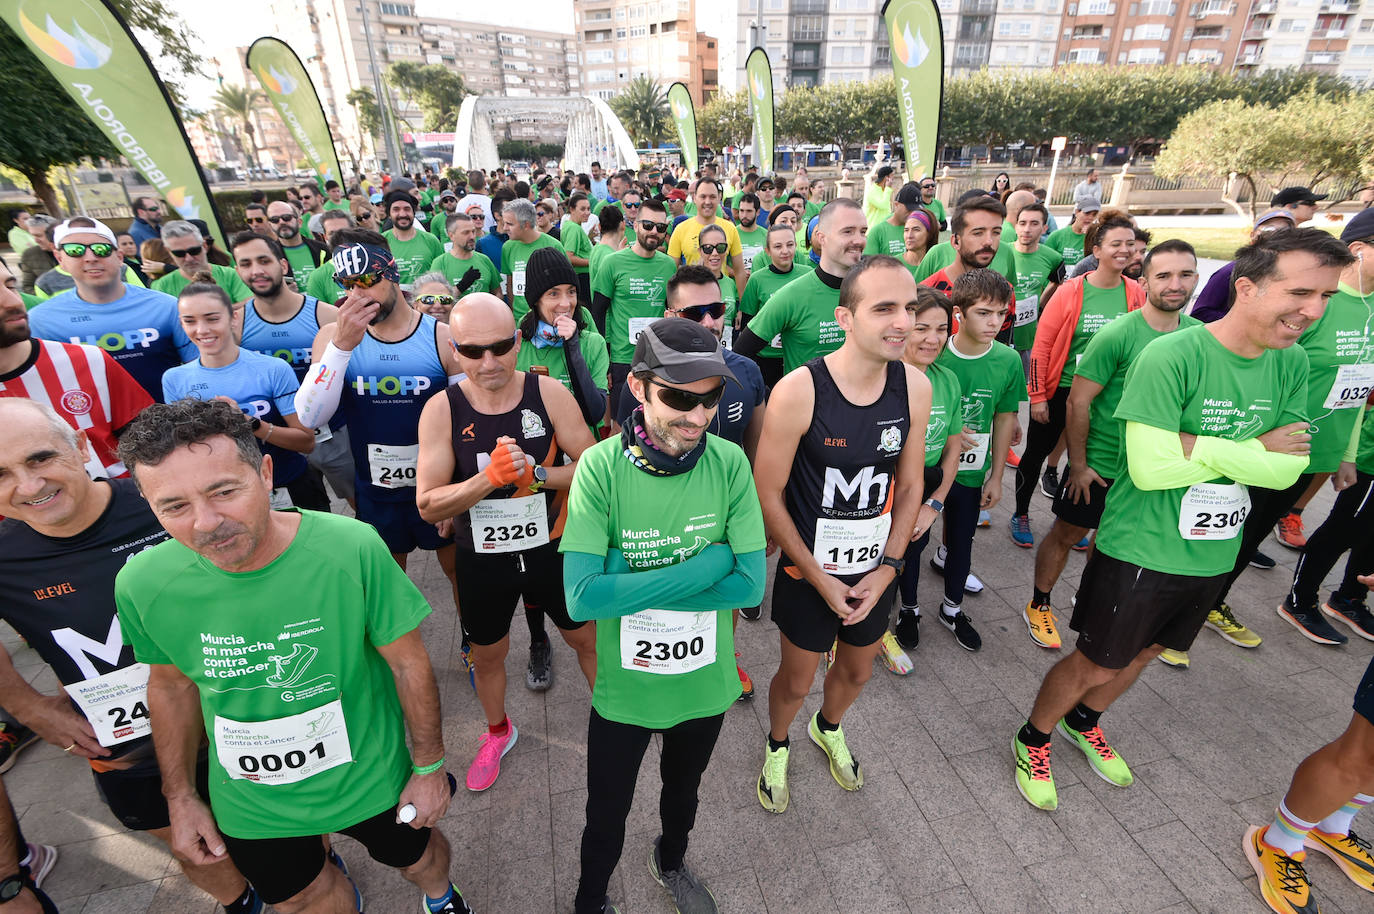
[269,487,294,511]
[770,333,782,350]
[959,432,990,472]
[628,316,656,344]
[367,442,418,489]
[620,610,717,675]
[1323,362,1374,410]
[313,425,333,445]
[1178,482,1250,540]
[469,494,549,552]
[63,663,150,748]
[813,513,891,575]
[723,325,733,350]
[214,698,352,785]
[1014,294,1039,328]
[512,268,526,297]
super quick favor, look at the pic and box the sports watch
[879,555,906,574]
[528,465,549,493]
[924,498,944,513]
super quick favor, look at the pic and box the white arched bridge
[452,96,639,173]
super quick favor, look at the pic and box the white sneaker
[929,546,985,595]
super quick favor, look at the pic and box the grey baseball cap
[631,318,737,385]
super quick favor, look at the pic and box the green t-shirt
[305,265,343,304]
[1045,226,1088,267]
[589,242,618,290]
[429,251,501,296]
[745,270,844,375]
[502,234,565,323]
[924,197,947,227]
[915,242,1017,291]
[430,213,451,248]
[1062,280,1129,387]
[282,240,323,281]
[740,264,808,360]
[115,511,429,839]
[749,249,812,274]
[1096,325,1309,577]
[561,222,593,276]
[935,338,1026,487]
[323,199,351,213]
[717,274,739,348]
[803,200,823,224]
[559,435,766,728]
[1075,310,1201,479]
[735,224,768,269]
[1010,245,1064,351]
[383,229,444,287]
[516,329,610,403]
[1297,283,1374,473]
[923,362,963,468]
[152,264,252,303]
[864,218,906,257]
[590,247,677,364]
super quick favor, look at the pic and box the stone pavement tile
[1134,757,1259,880]
[19,795,127,847]
[7,750,102,808]
[147,874,222,913]
[885,722,981,822]
[487,750,554,868]
[824,837,912,914]
[780,749,873,852]
[904,883,983,913]
[41,831,174,904]
[549,787,625,914]
[904,669,993,759]
[436,802,491,910]
[697,866,766,914]
[489,852,558,914]
[919,636,1004,708]
[928,809,1050,911]
[545,697,592,797]
[1074,763,1179,837]
[1132,819,1256,914]
[618,830,694,914]
[849,773,963,893]
[948,747,1072,869]
[750,842,838,914]
[78,880,161,914]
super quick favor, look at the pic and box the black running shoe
[894,609,921,650]
[1249,550,1277,570]
[1040,466,1060,499]
[939,610,982,652]
[1322,595,1374,642]
[1278,599,1348,645]
[740,604,762,621]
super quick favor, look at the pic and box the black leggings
[574,709,724,914]
[897,465,945,608]
[931,482,983,608]
[1015,386,1070,515]
[1290,471,1374,609]
[1212,473,1314,608]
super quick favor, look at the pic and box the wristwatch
[528,465,548,493]
[249,417,263,433]
[0,875,25,903]
[879,555,906,574]
[925,497,945,513]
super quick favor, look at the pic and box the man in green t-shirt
[862,165,895,228]
[1045,201,1099,268]
[1009,202,1065,361]
[865,182,922,257]
[1012,228,1351,815]
[561,319,766,914]
[382,191,444,289]
[151,221,252,303]
[267,201,330,283]
[322,180,351,213]
[1021,240,1199,652]
[739,224,809,389]
[499,199,563,323]
[429,190,460,247]
[430,214,501,296]
[733,193,768,269]
[918,177,947,234]
[113,398,475,914]
[562,192,595,303]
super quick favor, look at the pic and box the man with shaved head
[415,292,599,793]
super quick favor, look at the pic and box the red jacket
[1028,274,1145,403]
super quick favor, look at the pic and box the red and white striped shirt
[0,339,153,479]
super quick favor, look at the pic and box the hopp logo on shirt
[352,374,432,396]
[71,328,161,352]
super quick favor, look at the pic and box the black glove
[456,266,482,294]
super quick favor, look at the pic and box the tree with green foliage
[386,63,467,132]
[115,0,205,102]
[696,91,750,154]
[610,76,671,148]
[213,84,267,176]
[347,88,384,139]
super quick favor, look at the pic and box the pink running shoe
[466,722,518,792]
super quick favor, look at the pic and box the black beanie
[523,247,578,311]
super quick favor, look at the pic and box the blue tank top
[240,296,321,383]
[342,312,448,501]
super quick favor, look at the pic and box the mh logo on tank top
[821,465,890,513]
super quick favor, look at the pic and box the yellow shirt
[667,216,742,267]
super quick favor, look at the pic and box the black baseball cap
[1341,207,1374,243]
[631,318,737,385]
[1272,186,1327,207]
[894,182,922,209]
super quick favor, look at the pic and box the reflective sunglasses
[699,242,729,255]
[623,201,642,209]
[416,294,455,307]
[60,242,115,258]
[168,245,204,258]
[638,220,669,233]
[451,334,517,359]
[268,215,296,224]
[338,272,386,290]
[672,301,726,321]
[648,379,725,412]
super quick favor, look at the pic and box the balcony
[961,0,997,11]
[1320,27,1349,37]
[1320,0,1355,10]
[792,27,824,40]
[1194,1,1231,16]
[1238,52,1261,65]
[1254,0,1275,10]
[792,0,827,12]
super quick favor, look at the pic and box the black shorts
[770,565,894,653]
[93,752,210,831]
[453,539,585,645]
[355,488,453,554]
[1355,655,1374,726]
[221,802,432,905]
[1069,551,1228,669]
[1051,475,1114,530]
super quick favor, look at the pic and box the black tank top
[446,371,566,551]
[784,358,910,583]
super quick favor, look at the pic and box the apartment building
[212,45,308,172]
[574,0,718,102]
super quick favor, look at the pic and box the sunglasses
[648,379,725,412]
[60,242,115,258]
[168,246,203,258]
[699,242,729,255]
[416,294,455,307]
[623,201,642,208]
[246,216,267,224]
[451,334,517,359]
[672,301,726,321]
[338,272,386,289]
[268,215,296,224]
[638,220,669,233]
[356,212,373,221]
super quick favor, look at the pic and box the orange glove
[484,439,535,488]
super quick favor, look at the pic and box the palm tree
[213,84,267,178]
[610,75,670,148]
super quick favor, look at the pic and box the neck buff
[620,405,705,476]
[531,321,564,349]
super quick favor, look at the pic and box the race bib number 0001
[621,610,716,675]
[368,442,419,489]
[63,663,151,748]
[214,698,352,785]
[1323,363,1374,410]
[1178,482,1250,540]
[813,513,891,575]
[959,432,990,472]
[628,316,656,345]
[469,494,549,552]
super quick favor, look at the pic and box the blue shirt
[590,178,609,201]
[161,349,306,487]
[28,284,194,401]
[128,218,160,250]
[239,296,323,383]
[614,347,765,448]
[475,230,507,276]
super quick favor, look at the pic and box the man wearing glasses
[150,221,252,303]
[415,293,598,792]
[243,203,272,238]
[29,217,195,400]
[266,201,329,282]
[667,180,746,298]
[919,178,947,234]
[591,198,678,413]
[615,189,641,248]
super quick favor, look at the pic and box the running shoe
[1322,597,1374,642]
[1250,550,1278,570]
[1023,601,1061,649]
[740,603,763,621]
[459,641,476,692]
[526,637,552,691]
[1006,448,1021,468]
[421,884,475,914]
[939,609,982,652]
[1040,466,1060,499]
[0,722,38,774]
[1244,825,1318,914]
[24,843,56,889]
[466,722,518,792]
[1278,599,1348,645]
[808,712,863,791]
[1009,513,1033,548]
[330,848,363,912]
[894,608,921,650]
[1012,735,1057,811]
[648,837,718,914]
[1157,648,1189,668]
[929,546,985,594]
[1305,828,1374,893]
[1055,720,1133,787]
[758,741,790,813]
[1276,511,1308,550]
[1206,603,1263,648]
[1071,534,1091,552]
[737,654,755,700]
[879,631,913,675]
[977,509,991,528]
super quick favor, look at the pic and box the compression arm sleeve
[1344,408,1366,464]
[293,342,353,429]
[652,549,766,612]
[733,329,766,360]
[590,292,611,337]
[564,544,735,621]
[1125,422,1309,492]
[563,337,607,426]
